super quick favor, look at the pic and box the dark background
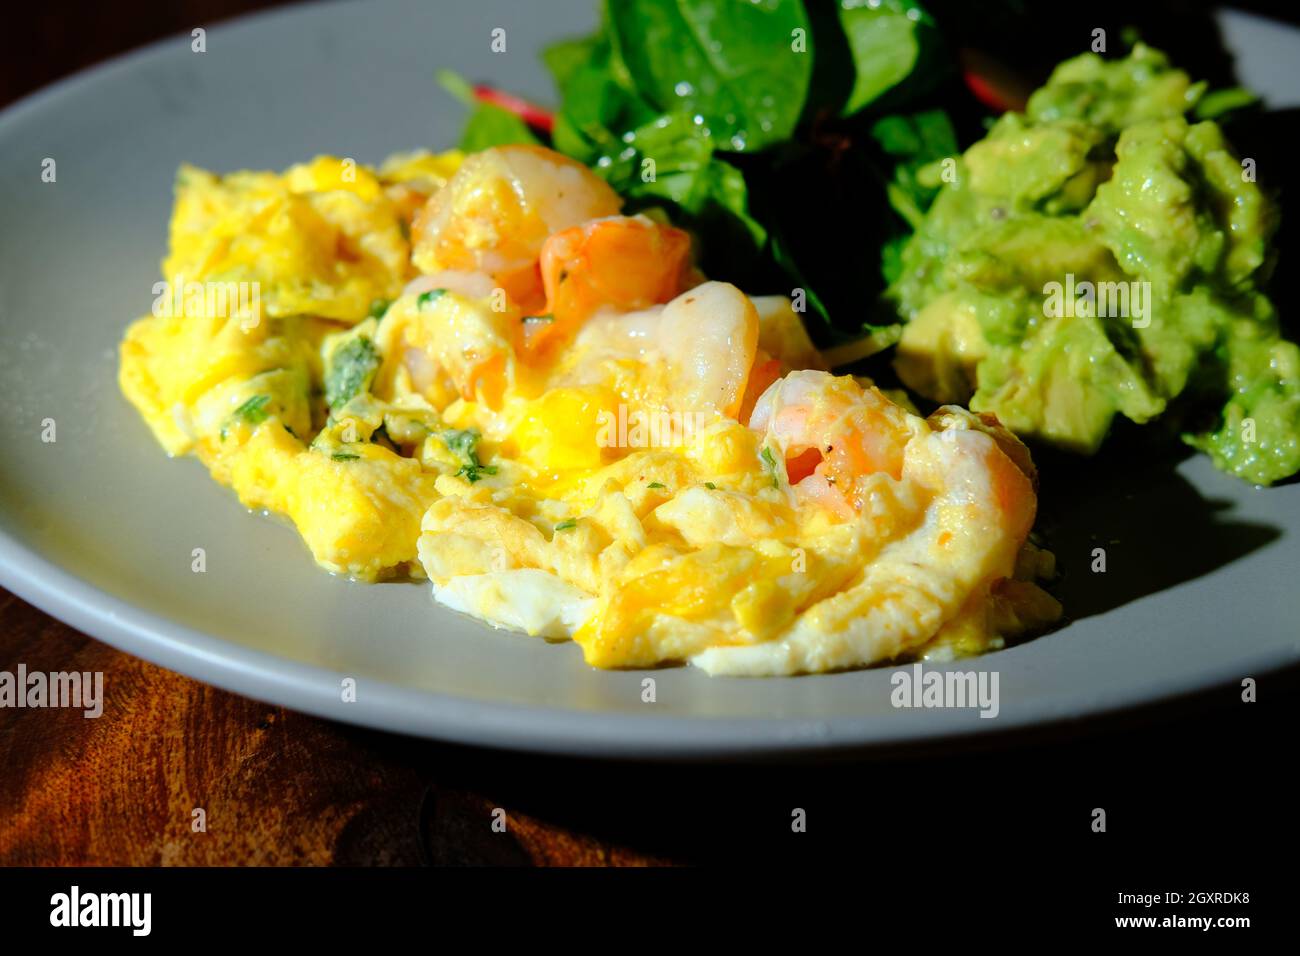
[0,1,1295,907]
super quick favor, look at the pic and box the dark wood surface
[1,0,1296,869]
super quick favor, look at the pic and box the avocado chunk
[887,44,1293,483]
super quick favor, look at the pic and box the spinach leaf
[460,102,542,151]
[440,68,542,151]
[547,35,654,164]
[591,112,767,275]
[838,0,933,116]
[542,32,608,92]
[871,109,957,284]
[603,0,813,151]
[872,109,957,230]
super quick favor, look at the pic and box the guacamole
[889,44,1298,485]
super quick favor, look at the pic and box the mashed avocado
[889,44,1298,485]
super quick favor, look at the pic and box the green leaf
[603,0,813,151]
[459,103,542,152]
[838,0,931,116]
[438,68,476,106]
[417,288,447,309]
[440,68,543,151]
[873,110,956,235]
[554,519,578,532]
[324,337,380,410]
[542,33,607,92]
[331,452,361,462]
[549,43,654,164]
[595,112,767,264]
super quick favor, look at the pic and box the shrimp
[375,288,519,410]
[695,386,1040,675]
[559,280,761,421]
[410,145,621,314]
[654,281,761,420]
[528,215,692,355]
[749,370,917,515]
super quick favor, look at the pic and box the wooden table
[2,0,1295,869]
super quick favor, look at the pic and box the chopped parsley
[232,394,271,425]
[704,482,717,490]
[331,452,361,462]
[367,298,391,319]
[554,519,577,532]
[417,288,447,309]
[458,461,498,483]
[523,313,555,324]
[442,428,498,484]
[647,481,666,489]
[324,336,380,409]
[760,447,781,488]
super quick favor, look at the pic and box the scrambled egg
[120,144,1060,675]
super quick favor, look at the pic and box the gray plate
[1,0,1297,758]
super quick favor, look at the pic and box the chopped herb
[523,313,555,324]
[760,446,781,488]
[647,481,665,489]
[331,452,361,462]
[457,462,498,483]
[367,298,391,319]
[554,519,577,531]
[417,288,447,308]
[443,428,480,460]
[221,393,272,439]
[442,428,498,483]
[324,336,380,409]
[233,394,271,424]
[704,482,716,490]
